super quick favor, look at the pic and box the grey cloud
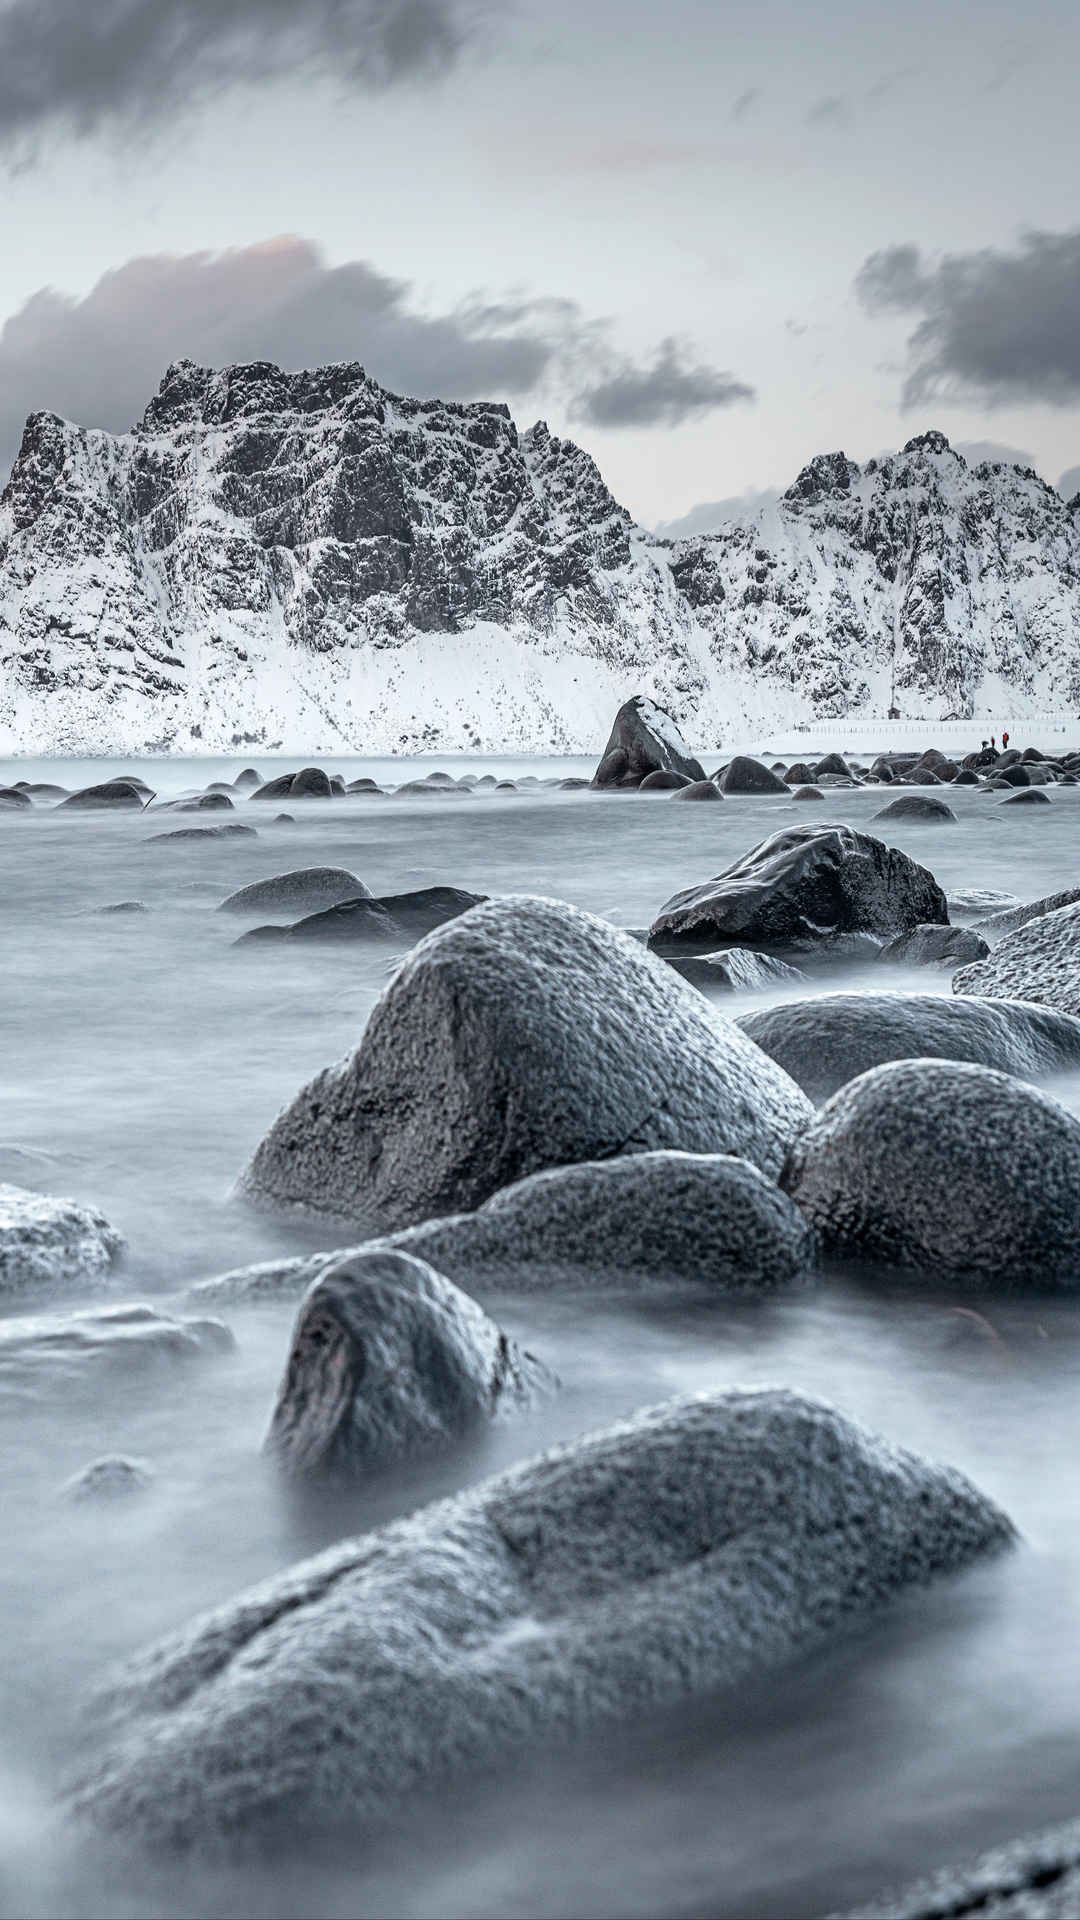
[654,488,779,540]
[856,232,1080,407]
[0,237,754,473]
[953,439,1037,470]
[806,94,852,128]
[0,0,481,149]
[573,339,754,429]
[731,88,760,122]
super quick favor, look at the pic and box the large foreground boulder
[737,993,1080,1103]
[0,1302,233,1404]
[954,901,1080,1016]
[781,1059,1080,1288]
[845,1816,1080,1919]
[65,1389,1013,1851]
[237,896,811,1228]
[648,825,947,956]
[219,868,371,916]
[591,696,706,788]
[0,1185,125,1295]
[265,1249,555,1480]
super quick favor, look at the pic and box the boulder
[149,824,257,841]
[60,1457,154,1503]
[0,785,32,809]
[671,779,722,801]
[162,793,235,813]
[639,769,691,790]
[64,1389,1013,1852]
[237,894,812,1228]
[954,901,1080,1015]
[995,763,1031,786]
[250,768,333,802]
[876,924,989,967]
[558,777,591,790]
[0,1185,125,1296]
[219,868,371,917]
[193,1151,816,1306]
[736,992,1080,1104]
[873,795,957,822]
[233,769,262,790]
[58,780,150,812]
[813,753,850,777]
[664,949,805,993]
[784,762,816,785]
[265,1249,555,1481]
[981,885,1080,937]
[843,1818,1080,1920]
[791,785,824,801]
[947,887,1022,920]
[261,886,488,947]
[395,780,469,797]
[591,695,706,789]
[950,768,981,786]
[346,778,382,793]
[718,756,788,795]
[20,782,69,802]
[781,1058,1080,1288]
[0,1303,232,1402]
[96,901,149,915]
[1001,787,1051,805]
[648,825,947,957]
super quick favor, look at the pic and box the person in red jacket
[1002,729,1010,749]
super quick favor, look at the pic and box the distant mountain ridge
[0,361,1077,753]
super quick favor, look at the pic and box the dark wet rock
[995,763,1031,786]
[272,813,294,823]
[266,885,487,948]
[250,768,332,802]
[265,1249,555,1481]
[0,785,32,809]
[149,824,258,842]
[233,769,262,790]
[206,781,237,795]
[718,756,788,795]
[558,777,591,790]
[0,1302,233,1404]
[876,924,989,967]
[784,762,816,784]
[591,695,705,789]
[395,779,469,797]
[873,795,957,823]
[494,781,519,792]
[60,1457,154,1502]
[948,887,1021,920]
[1002,786,1051,805]
[648,825,947,957]
[96,901,150,915]
[153,792,235,814]
[346,778,382,793]
[664,950,806,994]
[20,782,69,802]
[950,768,981,786]
[781,1058,1080,1288]
[219,868,371,917]
[639,768,691,790]
[196,1150,816,1305]
[981,885,1080,936]
[737,991,1080,1104]
[237,894,812,1228]
[791,785,825,801]
[64,1389,1014,1852]
[843,1816,1080,1920]
[0,1184,125,1295]
[672,778,722,801]
[813,753,849,777]
[954,901,1080,1014]
[58,780,151,812]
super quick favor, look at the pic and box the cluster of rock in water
[7,698,1080,1913]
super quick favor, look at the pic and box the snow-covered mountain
[0,360,1077,753]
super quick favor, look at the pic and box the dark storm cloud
[0,238,755,472]
[573,339,754,429]
[856,232,1080,407]
[0,0,481,147]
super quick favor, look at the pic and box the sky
[1,0,1079,529]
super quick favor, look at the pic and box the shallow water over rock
[4,754,1080,1918]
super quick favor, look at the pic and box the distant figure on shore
[1003,729,1010,749]
[991,736,997,750]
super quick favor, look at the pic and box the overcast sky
[1,0,1079,526]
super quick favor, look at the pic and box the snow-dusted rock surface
[1,364,1078,753]
[0,1184,125,1295]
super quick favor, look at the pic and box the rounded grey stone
[876,924,989,967]
[219,867,371,916]
[873,795,957,822]
[0,1185,126,1295]
[954,900,1080,1015]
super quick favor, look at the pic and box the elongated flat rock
[66,1389,1014,1852]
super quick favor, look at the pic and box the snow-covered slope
[0,363,1077,753]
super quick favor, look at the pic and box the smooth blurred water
[2,760,1080,1919]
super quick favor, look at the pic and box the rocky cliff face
[0,364,1077,753]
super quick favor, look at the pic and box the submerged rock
[58,780,150,812]
[954,901,1080,1015]
[876,924,989,967]
[65,1389,1013,1852]
[671,778,722,801]
[0,1302,233,1403]
[648,825,947,956]
[60,1457,154,1503]
[737,992,1080,1103]
[591,694,706,788]
[1002,787,1052,805]
[219,868,370,916]
[717,756,788,795]
[873,795,957,823]
[781,1059,1080,1288]
[150,824,257,842]
[237,894,812,1228]
[279,886,487,946]
[665,950,806,993]
[639,768,691,790]
[0,785,32,809]
[947,886,1022,920]
[265,1249,554,1480]
[0,1185,125,1295]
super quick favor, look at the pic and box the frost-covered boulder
[844,1817,1080,1920]
[648,825,947,956]
[0,1302,233,1403]
[781,1059,1080,1288]
[65,1389,1013,1851]
[219,868,371,915]
[717,755,788,795]
[194,1151,816,1305]
[591,695,705,788]
[737,992,1080,1102]
[265,1249,554,1480]
[876,924,989,967]
[237,895,811,1228]
[0,1185,125,1295]
[954,901,1080,1015]
[981,884,1080,936]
